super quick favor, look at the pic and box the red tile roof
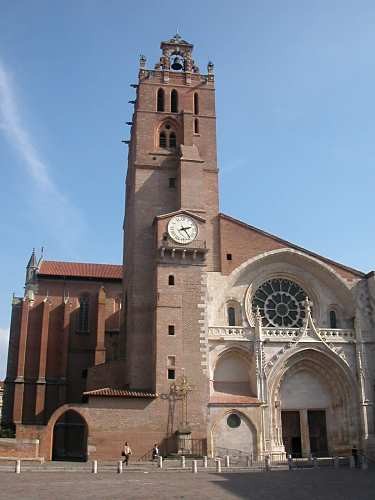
[38,261,122,280]
[83,388,157,398]
[209,393,260,405]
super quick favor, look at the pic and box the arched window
[194,93,199,115]
[329,310,337,329]
[228,307,236,326]
[168,275,175,286]
[157,88,164,112]
[159,131,167,148]
[78,295,89,332]
[158,123,178,149]
[169,132,177,148]
[171,89,178,113]
[226,300,242,326]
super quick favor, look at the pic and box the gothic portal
[2,34,375,461]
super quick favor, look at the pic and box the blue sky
[0,1,374,378]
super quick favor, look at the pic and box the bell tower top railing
[138,33,214,83]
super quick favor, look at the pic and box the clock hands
[179,225,192,238]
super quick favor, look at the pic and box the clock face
[167,215,198,244]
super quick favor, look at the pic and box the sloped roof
[83,388,157,398]
[38,261,122,280]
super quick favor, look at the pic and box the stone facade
[1,34,374,461]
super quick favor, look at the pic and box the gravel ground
[0,467,373,500]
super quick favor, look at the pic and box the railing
[208,326,355,343]
[262,328,300,340]
[159,239,206,249]
[208,326,253,341]
[319,328,355,342]
[263,327,355,342]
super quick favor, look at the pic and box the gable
[219,213,364,282]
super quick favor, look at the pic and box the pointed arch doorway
[52,410,88,461]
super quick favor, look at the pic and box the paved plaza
[0,467,373,500]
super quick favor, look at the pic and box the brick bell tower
[123,34,219,429]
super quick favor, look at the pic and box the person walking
[122,441,132,466]
[352,444,359,468]
[152,443,159,461]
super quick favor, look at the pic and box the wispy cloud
[0,58,85,255]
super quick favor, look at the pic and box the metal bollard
[360,455,368,470]
[313,457,318,469]
[192,460,197,473]
[216,458,222,473]
[92,460,98,474]
[334,457,339,469]
[349,456,355,469]
[224,455,230,468]
[287,454,293,471]
[158,456,163,469]
[15,460,21,474]
[203,456,208,468]
[117,460,123,473]
[181,455,185,469]
[265,455,271,472]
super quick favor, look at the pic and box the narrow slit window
[329,310,337,329]
[157,88,164,112]
[78,296,89,332]
[159,131,167,148]
[168,325,175,336]
[194,118,199,134]
[194,92,199,115]
[168,275,175,286]
[171,89,178,113]
[226,253,232,261]
[228,307,236,327]
[169,132,177,148]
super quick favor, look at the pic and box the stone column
[35,299,50,422]
[94,287,106,365]
[13,298,30,423]
[300,410,311,457]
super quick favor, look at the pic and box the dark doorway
[308,410,328,457]
[52,410,88,461]
[281,411,302,458]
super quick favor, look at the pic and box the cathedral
[2,34,375,462]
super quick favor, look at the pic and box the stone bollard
[247,455,252,468]
[203,456,208,468]
[216,458,222,473]
[334,457,339,469]
[181,456,185,469]
[360,455,368,470]
[192,460,198,473]
[313,457,318,469]
[158,456,163,469]
[224,455,230,468]
[265,455,271,472]
[287,454,293,471]
[117,460,123,474]
[15,460,21,474]
[349,456,355,469]
[92,460,98,474]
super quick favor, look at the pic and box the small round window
[227,413,241,428]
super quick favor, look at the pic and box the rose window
[252,279,307,327]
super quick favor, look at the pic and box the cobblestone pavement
[0,468,373,500]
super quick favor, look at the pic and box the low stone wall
[0,438,40,458]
